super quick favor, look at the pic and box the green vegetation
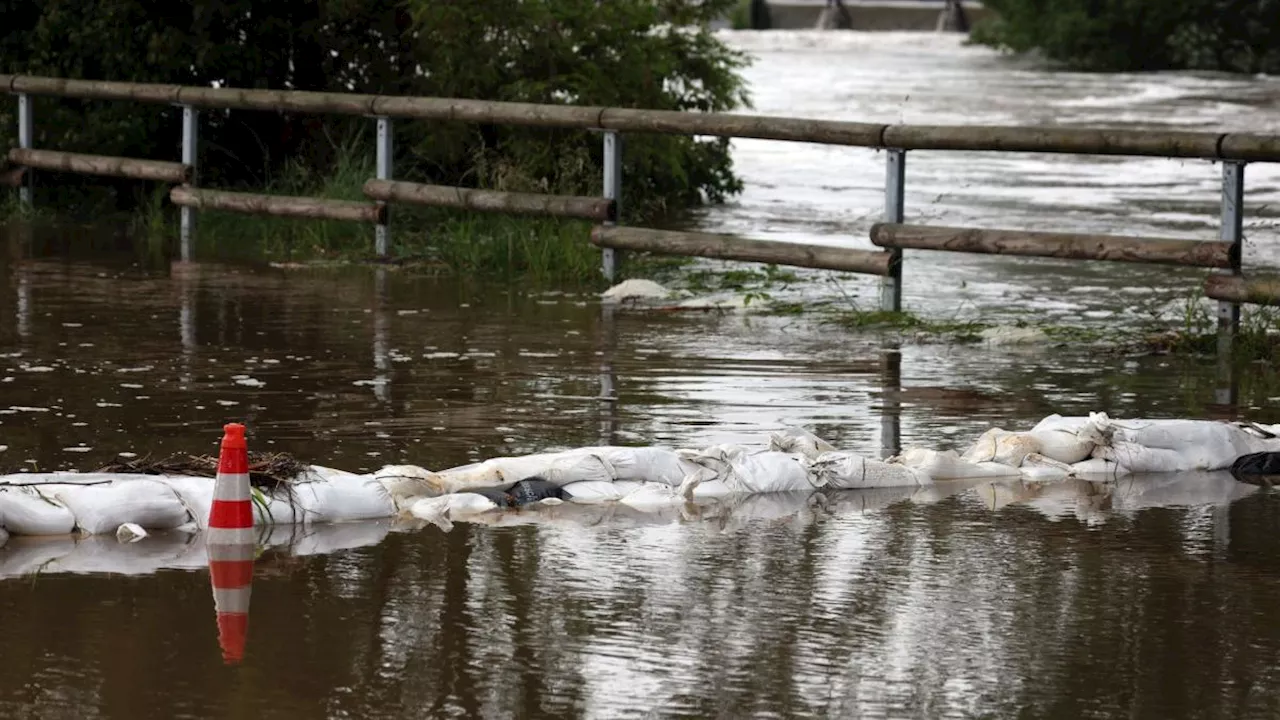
[650,263,1280,362]
[0,0,750,281]
[972,0,1280,73]
[729,0,772,30]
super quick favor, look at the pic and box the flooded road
[3,31,1280,719]
[693,31,1280,325]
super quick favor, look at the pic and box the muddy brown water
[3,31,1280,720]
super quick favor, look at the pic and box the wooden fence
[4,73,1280,343]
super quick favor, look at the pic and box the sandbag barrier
[2,412,1279,543]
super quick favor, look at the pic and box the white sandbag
[373,464,442,502]
[618,483,688,510]
[562,480,647,504]
[54,479,192,536]
[542,451,618,486]
[1019,453,1074,482]
[251,486,310,525]
[424,449,618,495]
[593,447,696,485]
[894,448,1019,480]
[0,487,77,535]
[1070,457,1127,480]
[677,445,815,496]
[290,473,396,524]
[1094,441,1198,474]
[688,479,734,499]
[409,493,499,532]
[151,475,215,528]
[1027,414,1096,463]
[1106,419,1280,470]
[770,427,836,461]
[960,429,1041,467]
[811,452,932,489]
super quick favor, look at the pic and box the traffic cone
[207,422,253,545]
[206,422,255,664]
[208,541,254,664]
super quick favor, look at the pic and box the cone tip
[221,423,246,448]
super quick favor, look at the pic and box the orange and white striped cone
[207,422,254,545]
[207,541,254,665]
[206,422,256,664]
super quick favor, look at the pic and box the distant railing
[4,73,1280,347]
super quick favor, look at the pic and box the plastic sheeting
[3,412,1279,538]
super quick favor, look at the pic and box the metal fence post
[602,131,623,282]
[1218,162,1244,349]
[180,105,199,261]
[881,149,906,313]
[17,93,32,207]
[375,116,392,259]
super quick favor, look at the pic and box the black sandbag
[507,478,567,506]
[468,478,567,507]
[1230,452,1280,485]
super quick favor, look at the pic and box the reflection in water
[206,541,255,665]
[598,303,618,446]
[372,266,391,406]
[878,347,901,459]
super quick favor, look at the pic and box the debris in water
[979,326,1050,346]
[116,523,148,542]
[601,279,673,304]
[96,451,310,490]
[62,446,93,453]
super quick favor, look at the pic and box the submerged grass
[2,138,609,285]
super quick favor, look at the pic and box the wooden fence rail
[362,180,615,222]
[592,226,893,276]
[4,74,1280,162]
[8,148,190,184]
[169,186,385,224]
[870,223,1235,269]
[3,72,1279,350]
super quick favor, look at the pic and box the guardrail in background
[4,73,1278,349]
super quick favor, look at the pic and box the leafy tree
[0,0,750,219]
[973,0,1280,74]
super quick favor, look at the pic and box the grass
[50,139,611,285]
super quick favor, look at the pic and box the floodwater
[691,32,1280,324]
[2,31,1280,719]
